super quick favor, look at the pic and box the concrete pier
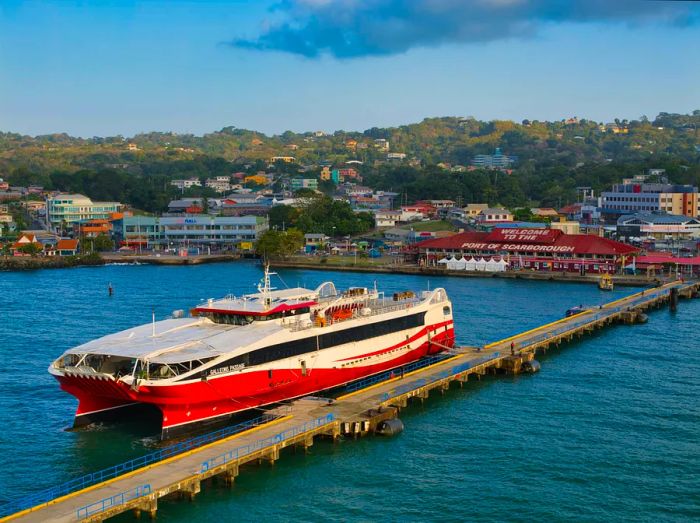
[2,280,698,523]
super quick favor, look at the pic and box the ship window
[192,312,427,378]
[443,306,451,316]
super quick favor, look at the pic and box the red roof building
[55,238,79,256]
[416,228,640,274]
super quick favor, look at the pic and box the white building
[170,178,202,190]
[387,153,406,160]
[46,194,122,231]
[477,208,514,223]
[374,210,402,228]
[205,176,232,193]
[374,139,390,151]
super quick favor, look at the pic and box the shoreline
[0,253,680,288]
[0,254,105,271]
[100,253,244,265]
[268,259,670,287]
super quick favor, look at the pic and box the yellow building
[463,203,489,217]
[244,174,270,186]
[551,219,581,235]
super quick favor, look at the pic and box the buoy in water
[376,418,404,436]
[637,313,649,324]
[521,360,541,374]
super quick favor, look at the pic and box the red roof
[559,203,581,214]
[56,239,78,250]
[636,255,700,266]
[416,230,639,257]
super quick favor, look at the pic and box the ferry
[49,268,455,438]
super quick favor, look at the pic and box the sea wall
[0,253,105,271]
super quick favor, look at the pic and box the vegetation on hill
[0,111,698,211]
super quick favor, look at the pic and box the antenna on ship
[258,261,277,310]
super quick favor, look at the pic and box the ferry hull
[54,325,454,438]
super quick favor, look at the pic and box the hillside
[1,111,698,211]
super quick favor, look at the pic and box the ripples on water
[0,262,698,521]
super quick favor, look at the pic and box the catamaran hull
[54,322,454,438]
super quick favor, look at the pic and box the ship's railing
[287,297,422,332]
[200,413,335,473]
[0,414,276,518]
[344,354,453,393]
[76,484,151,520]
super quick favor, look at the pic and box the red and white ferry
[50,268,455,438]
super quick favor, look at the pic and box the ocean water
[0,261,698,521]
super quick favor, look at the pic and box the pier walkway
[2,280,697,522]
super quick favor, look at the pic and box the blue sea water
[0,261,698,521]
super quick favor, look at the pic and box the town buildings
[601,173,699,219]
[115,215,268,251]
[616,212,700,240]
[46,194,123,232]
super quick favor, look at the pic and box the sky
[0,0,698,137]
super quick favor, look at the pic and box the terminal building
[416,228,639,274]
[115,215,268,251]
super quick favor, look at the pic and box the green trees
[18,243,42,256]
[92,233,115,252]
[268,197,374,237]
[255,228,304,259]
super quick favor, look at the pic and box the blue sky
[0,0,698,137]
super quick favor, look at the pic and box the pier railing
[344,354,453,393]
[380,353,501,401]
[76,484,151,520]
[0,414,276,517]
[520,289,667,348]
[200,413,336,473]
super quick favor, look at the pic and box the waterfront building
[601,174,699,219]
[416,228,638,273]
[116,215,268,250]
[616,212,700,240]
[46,194,123,232]
[471,148,517,169]
[72,218,116,238]
[55,239,79,256]
[304,233,328,253]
